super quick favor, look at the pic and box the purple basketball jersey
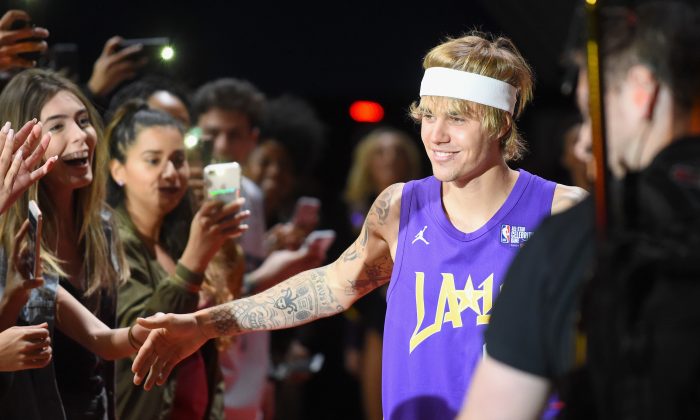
[382,170,556,419]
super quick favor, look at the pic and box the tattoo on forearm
[345,255,393,296]
[211,266,344,335]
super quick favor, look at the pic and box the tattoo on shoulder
[371,184,399,226]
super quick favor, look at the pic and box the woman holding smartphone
[106,101,248,420]
[0,69,157,420]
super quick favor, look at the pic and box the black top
[485,196,594,378]
[54,280,114,420]
[484,136,700,418]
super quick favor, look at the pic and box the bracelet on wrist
[128,324,144,350]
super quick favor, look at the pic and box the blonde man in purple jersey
[131,32,585,419]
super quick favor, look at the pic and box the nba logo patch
[500,224,511,243]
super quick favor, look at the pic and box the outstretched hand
[0,120,57,215]
[131,312,209,390]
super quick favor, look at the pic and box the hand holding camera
[87,36,147,98]
[0,10,49,70]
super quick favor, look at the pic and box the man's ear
[628,65,659,120]
[110,159,125,186]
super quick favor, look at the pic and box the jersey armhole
[385,182,412,302]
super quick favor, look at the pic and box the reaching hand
[179,198,250,273]
[0,10,49,70]
[132,312,209,390]
[87,36,146,98]
[0,323,51,371]
[0,120,57,215]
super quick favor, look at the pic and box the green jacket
[114,206,224,420]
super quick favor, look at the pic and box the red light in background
[349,100,384,123]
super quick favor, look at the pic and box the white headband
[419,67,518,115]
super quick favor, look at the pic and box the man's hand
[0,10,48,71]
[87,36,146,98]
[132,312,210,390]
[0,323,51,371]
[0,120,57,215]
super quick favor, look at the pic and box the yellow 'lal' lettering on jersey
[409,272,494,353]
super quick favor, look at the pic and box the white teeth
[435,151,455,157]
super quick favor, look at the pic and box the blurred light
[161,46,175,61]
[349,100,384,123]
[585,0,596,4]
[184,132,199,149]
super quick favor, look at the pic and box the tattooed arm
[131,183,404,389]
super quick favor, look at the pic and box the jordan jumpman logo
[412,225,430,245]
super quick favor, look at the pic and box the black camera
[9,19,43,62]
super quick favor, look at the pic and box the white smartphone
[304,229,336,255]
[292,197,321,231]
[203,162,241,203]
[27,200,43,280]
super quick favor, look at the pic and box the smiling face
[419,99,503,185]
[111,126,189,218]
[40,90,98,193]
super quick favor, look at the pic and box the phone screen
[204,162,241,203]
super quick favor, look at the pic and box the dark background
[7,0,587,194]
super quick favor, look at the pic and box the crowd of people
[0,2,699,419]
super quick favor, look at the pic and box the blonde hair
[409,32,534,161]
[344,127,422,208]
[0,69,128,302]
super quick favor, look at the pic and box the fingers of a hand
[4,147,23,188]
[25,129,51,168]
[22,351,52,369]
[111,43,142,62]
[2,27,48,44]
[24,336,50,352]
[0,10,30,30]
[23,278,43,290]
[216,197,246,217]
[199,199,223,214]
[22,122,43,155]
[157,361,175,386]
[28,156,57,183]
[147,355,170,388]
[14,119,36,151]
[214,211,250,232]
[136,314,169,329]
[0,123,13,175]
[0,55,34,70]
[102,36,123,54]
[23,325,49,342]
[132,339,157,385]
[144,363,160,391]
[0,41,47,56]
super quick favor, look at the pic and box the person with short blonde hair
[130,32,585,420]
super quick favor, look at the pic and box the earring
[116,180,124,187]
